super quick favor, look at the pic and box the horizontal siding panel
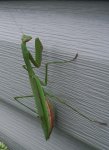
[0,1,109,150]
[0,99,95,150]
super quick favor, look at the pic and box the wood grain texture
[0,1,109,150]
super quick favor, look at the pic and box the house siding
[0,1,109,150]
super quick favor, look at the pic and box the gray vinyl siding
[0,1,109,150]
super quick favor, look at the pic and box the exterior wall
[0,1,109,150]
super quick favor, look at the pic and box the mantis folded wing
[14,35,107,140]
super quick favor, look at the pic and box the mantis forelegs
[45,91,107,126]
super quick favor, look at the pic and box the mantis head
[21,34,32,43]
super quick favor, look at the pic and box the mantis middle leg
[42,53,78,86]
[26,53,78,86]
[14,95,37,114]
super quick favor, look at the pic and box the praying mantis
[14,34,107,140]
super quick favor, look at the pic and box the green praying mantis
[14,35,107,140]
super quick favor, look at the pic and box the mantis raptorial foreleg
[28,38,43,68]
[21,38,43,70]
[45,91,107,126]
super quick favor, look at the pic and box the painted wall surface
[0,1,109,150]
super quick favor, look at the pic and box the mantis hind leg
[14,95,38,114]
[45,91,107,126]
